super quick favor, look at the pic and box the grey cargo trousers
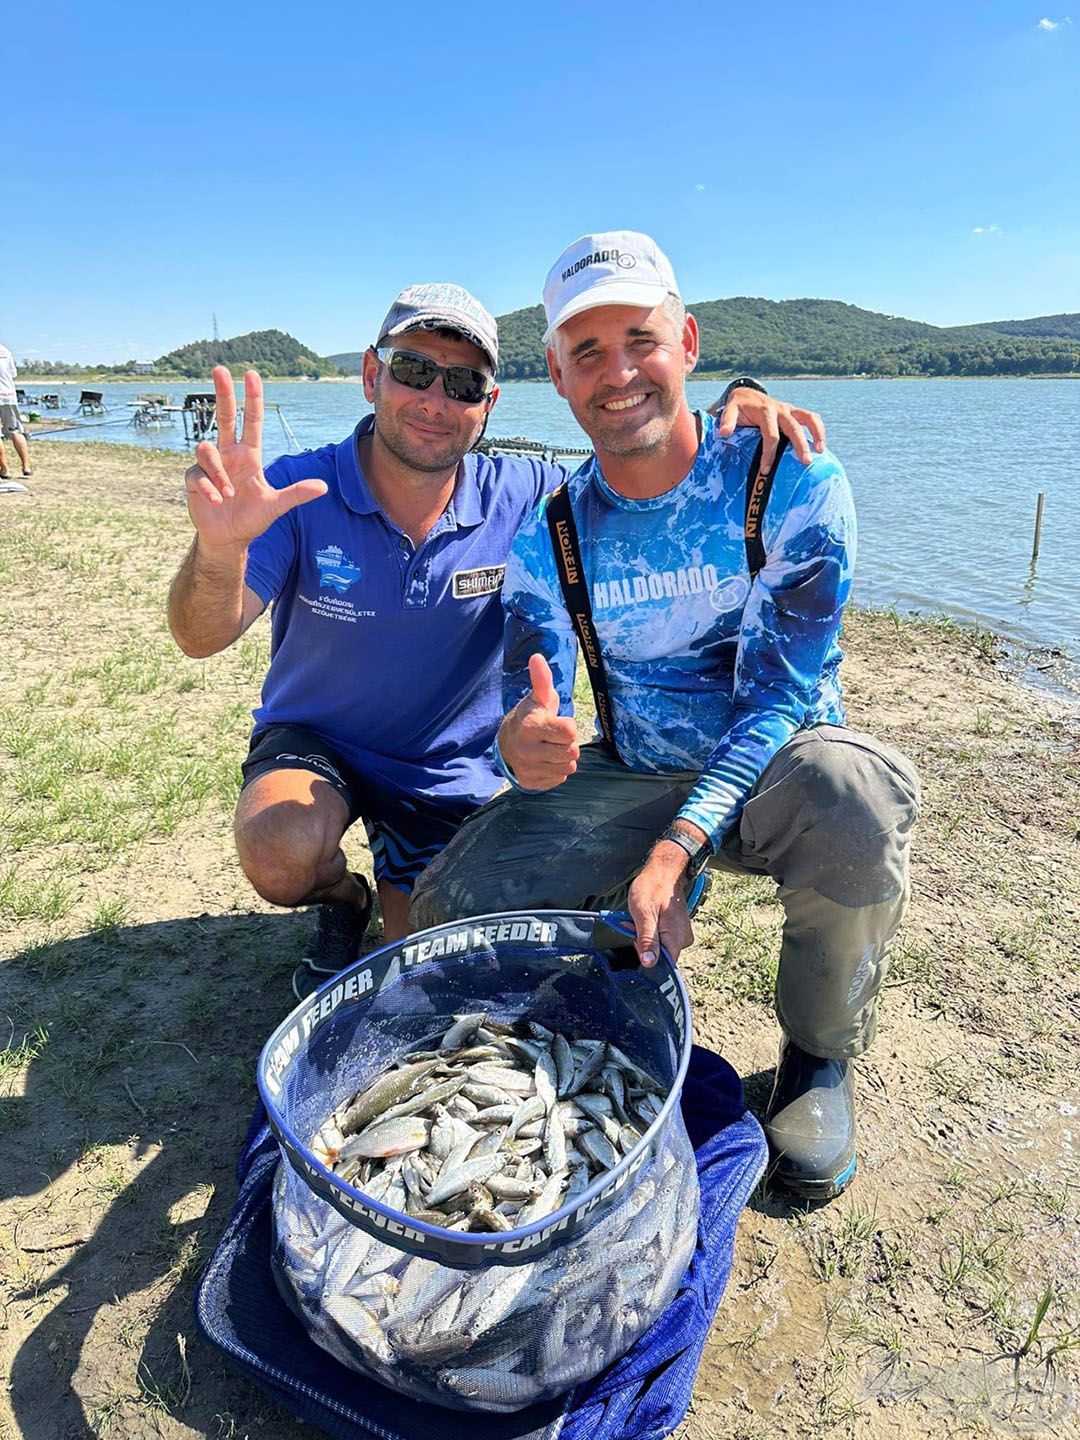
[410,725,921,1060]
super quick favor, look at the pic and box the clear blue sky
[6,1,1078,362]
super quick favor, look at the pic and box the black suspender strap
[744,433,790,580]
[544,484,620,757]
[544,433,791,757]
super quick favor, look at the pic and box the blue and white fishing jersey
[502,412,856,847]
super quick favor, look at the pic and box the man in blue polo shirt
[168,283,824,1000]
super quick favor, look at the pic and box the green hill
[327,351,365,375]
[157,329,335,379]
[21,308,1080,382]
[494,299,1080,379]
[975,313,1080,341]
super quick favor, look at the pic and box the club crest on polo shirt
[315,544,362,594]
[452,564,506,600]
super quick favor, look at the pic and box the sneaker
[291,873,373,1002]
[764,1037,857,1200]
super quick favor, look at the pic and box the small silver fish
[425,1152,505,1207]
[439,1012,487,1051]
[338,1115,431,1160]
[339,1058,438,1135]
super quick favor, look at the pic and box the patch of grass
[115,1311,147,1351]
[868,1321,908,1362]
[0,681,245,879]
[21,938,79,983]
[90,896,132,934]
[161,1226,204,1289]
[46,1012,132,1111]
[137,1353,188,1417]
[816,1345,858,1425]
[1011,1285,1080,1363]
[725,1319,768,1354]
[938,1231,978,1294]
[1029,1180,1077,1225]
[935,1218,1019,1306]
[992,919,1053,978]
[690,874,782,1005]
[803,1205,878,1283]
[82,647,175,704]
[874,1228,916,1293]
[94,1165,133,1202]
[927,1054,976,1106]
[237,632,271,685]
[858,606,1004,663]
[0,867,72,924]
[86,1393,129,1435]
[0,1023,50,1092]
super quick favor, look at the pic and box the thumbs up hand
[527,653,559,714]
[498,653,581,791]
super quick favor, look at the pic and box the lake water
[29,377,1080,662]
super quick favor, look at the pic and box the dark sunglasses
[375,347,494,405]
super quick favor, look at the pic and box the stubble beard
[375,416,471,474]
[373,370,479,474]
[581,387,681,459]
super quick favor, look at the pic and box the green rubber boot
[764,1037,857,1200]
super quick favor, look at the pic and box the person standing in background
[0,343,32,481]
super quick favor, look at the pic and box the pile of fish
[311,1014,667,1229]
[272,1012,700,1410]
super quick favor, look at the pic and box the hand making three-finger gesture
[184,366,327,552]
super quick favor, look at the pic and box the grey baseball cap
[376,283,499,373]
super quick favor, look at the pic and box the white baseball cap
[541,230,681,344]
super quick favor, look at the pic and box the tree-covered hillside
[327,351,364,374]
[496,308,549,380]
[492,299,1080,379]
[157,329,335,378]
[20,307,1080,381]
[977,313,1080,341]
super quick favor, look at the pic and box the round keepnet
[258,910,699,1411]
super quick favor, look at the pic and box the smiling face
[362,328,497,475]
[546,301,699,459]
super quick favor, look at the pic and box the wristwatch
[656,824,713,881]
[718,376,768,409]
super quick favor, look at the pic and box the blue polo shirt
[245,417,558,808]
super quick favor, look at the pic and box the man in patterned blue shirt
[412,233,921,1199]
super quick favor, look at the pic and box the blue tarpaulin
[195,1044,767,1440]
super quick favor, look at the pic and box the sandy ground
[0,442,1077,1440]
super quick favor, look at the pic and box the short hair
[663,293,686,332]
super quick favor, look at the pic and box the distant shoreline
[14,373,364,385]
[15,371,1080,386]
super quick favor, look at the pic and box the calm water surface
[33,378,1080,659]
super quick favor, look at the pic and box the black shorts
[241,725,477,893]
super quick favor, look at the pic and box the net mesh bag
[259,911,699,1412]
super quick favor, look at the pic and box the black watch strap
[657,824,712,879]
[719,376,768,409]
